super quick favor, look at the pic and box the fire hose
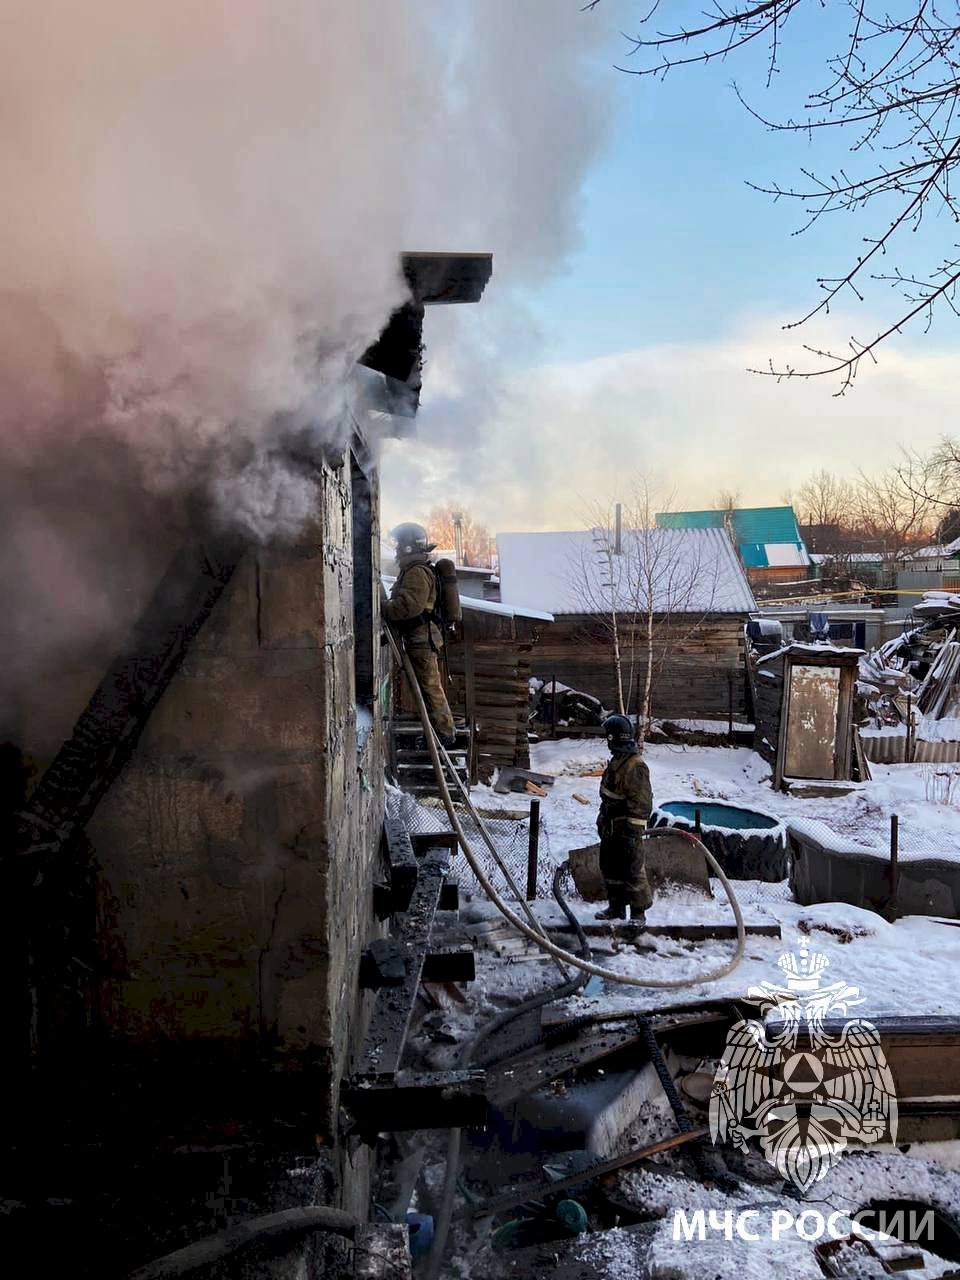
[382,616,746,989]
[383,612,746,1277]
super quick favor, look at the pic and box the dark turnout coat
[383,555,442,649]
[598,751,653,838]
[597,749,653,913]
[383,553,454,737]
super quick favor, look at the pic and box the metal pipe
[889,814,900,918]
[526,799,540,900]
[727,670,734,737]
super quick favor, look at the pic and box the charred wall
[14,444,386,1213]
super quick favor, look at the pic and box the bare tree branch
[588,0,960,384]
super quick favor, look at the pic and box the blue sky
[384,1,960,534]
[527,3,909,360]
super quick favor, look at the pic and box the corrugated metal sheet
[657,505,804,546]
[496,527,757,616]
[740,543,769,568]
[860,734,960,764]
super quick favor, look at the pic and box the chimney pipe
[614,503,622,555]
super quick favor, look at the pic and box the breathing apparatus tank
[434,558,462,628]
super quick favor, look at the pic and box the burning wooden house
[3,252,491,1276]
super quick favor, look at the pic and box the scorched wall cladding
[71,445,385,1139]
[531,615,748,720]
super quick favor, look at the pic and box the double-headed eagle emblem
[709,943,897,1191]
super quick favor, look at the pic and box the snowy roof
[902,535,960,561]
[753,542,810,568]
[756,641,865,666]
[381,575,552,622]
[496,527,757,616]
[810,552,884,565]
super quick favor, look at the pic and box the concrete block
[189,555,260,655]
[256,547,325,650]
[568,844,605,901]
[568,835,712,902]
[140,651,327,754]
[644,830,713,898]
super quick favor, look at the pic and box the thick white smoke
[0,1,616,738]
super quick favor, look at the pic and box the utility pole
[452,512,464,565]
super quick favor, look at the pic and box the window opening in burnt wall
[351,452,375,708]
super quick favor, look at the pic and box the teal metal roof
[740,544,770,568]
[657,506,804,546]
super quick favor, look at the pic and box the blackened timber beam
[15,536,246,859]
[343,1069,487,1133]
[465,1128,708,1221]
[359,941,474,989]
[410,831,458,857]
[356,843,454,1082]
[422,945,475,984]
[382,819,418,914]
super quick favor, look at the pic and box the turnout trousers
[405,642,455,739]
[598,832,653,915]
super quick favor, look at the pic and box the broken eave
[401,251,493,305]
[357,250,493,430]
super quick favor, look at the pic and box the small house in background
[445,596,552,778]
[810,551,886,588]
[657,505,812,593]
[897,535,960,602]
[496,527,756,723]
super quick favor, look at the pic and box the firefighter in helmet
[596,714,653,922]
[383,522,457,747]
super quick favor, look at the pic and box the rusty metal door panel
[784,663,840,778]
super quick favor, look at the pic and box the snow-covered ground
[429,739,960,1279]
[462,739,960,1018]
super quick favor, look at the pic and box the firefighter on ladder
[596,714,654,923]
[382,522,458,748]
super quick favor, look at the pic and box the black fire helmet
[390,522,436,557]
[602,713,637,752]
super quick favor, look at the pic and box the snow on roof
[756,641,865,665]
[810,551,884,565]
[903,535,960,561]
[381,575,552,622]
[496,527,757,616]
[762,542,810,568]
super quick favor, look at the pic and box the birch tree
[570,483,722,743]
